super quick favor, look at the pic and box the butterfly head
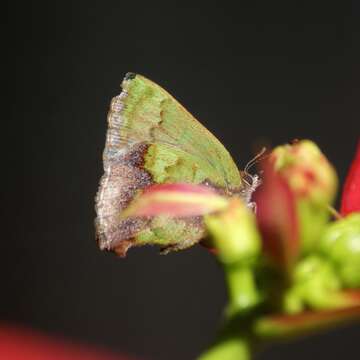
[238,148,268,210]
[239,171,261,210]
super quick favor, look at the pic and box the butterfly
[95,73,259,256]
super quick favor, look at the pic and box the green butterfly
[95,73,258,256]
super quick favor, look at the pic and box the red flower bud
[270,140,337,204]
[254,164,300,271]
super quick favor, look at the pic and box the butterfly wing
[95,73,244,256]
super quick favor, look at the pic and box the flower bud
[319,213,360,288]
[254,165,299,271]
[270,140,337,204]
[284,256,341,312]
[269,140,338,253]
[205,198,261,266]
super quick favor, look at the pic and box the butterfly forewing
[95,73,244,255]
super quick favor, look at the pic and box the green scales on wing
[95,73,246,256]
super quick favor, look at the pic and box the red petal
[254,163,300,270]
[341,140,360,215]
[123,183,228,218]
[0,324,133,360]
[143,183,215,195]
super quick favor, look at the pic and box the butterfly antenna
[242,147,268,185]
[244,147,268,175]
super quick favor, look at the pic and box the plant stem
[197,266,258,360]
[197,334,252,360]
[226,266,260,315]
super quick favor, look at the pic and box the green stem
[197,266,259,360]
[226,266,260,315]
[197,334,252,360]
[200,206,261,360]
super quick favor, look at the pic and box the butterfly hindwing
[95,73,244,255]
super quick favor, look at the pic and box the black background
[6,0,360,359]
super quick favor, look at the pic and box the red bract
[123,183,228,218]
[254,164,300,271]
[0,324,133,360]
[142,183,214,195]
[341,140,360,216]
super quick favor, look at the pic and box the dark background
[6,0,360,359]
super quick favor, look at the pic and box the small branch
[197,334,252,360]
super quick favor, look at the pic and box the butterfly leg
[247,201,257,213]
